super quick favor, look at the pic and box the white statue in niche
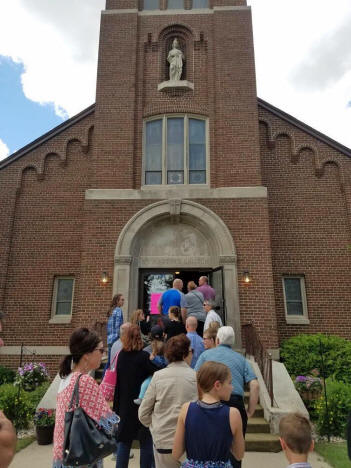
[167,38,184,81]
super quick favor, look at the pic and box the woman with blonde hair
[130,309,151,343]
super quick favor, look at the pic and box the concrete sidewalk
[10,441,332,468]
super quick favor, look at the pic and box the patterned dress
[53,372,119,468]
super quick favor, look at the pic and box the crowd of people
[0,277,324,468]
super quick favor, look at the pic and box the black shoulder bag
[63,374,118,466]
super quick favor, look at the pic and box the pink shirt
[196,284,216,301]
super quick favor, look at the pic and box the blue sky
[0,57,65,154]
[0,0,350,161]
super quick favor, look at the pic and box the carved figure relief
[167,38,184,81]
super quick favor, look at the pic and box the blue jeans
[139,376,152,399]
[116,436,154,468]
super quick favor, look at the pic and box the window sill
[285,316,310,325]
[49,315,72,324]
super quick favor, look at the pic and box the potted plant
[34,408,55,445]
[295,369,323,401]
[14,362,49,391]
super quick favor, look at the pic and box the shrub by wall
[280,334,351,383]
[314,379,351,438]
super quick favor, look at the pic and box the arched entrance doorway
[114,199,242,346]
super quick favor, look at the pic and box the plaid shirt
[107,307,124,345]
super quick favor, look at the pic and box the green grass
[315,441,349,468]
[16,436,35,453]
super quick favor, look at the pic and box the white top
[204,309,223,331]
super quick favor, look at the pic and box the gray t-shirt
[184,290,206,322]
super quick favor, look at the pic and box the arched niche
[114,199,242,346]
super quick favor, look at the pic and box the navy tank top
[184,401,233,463]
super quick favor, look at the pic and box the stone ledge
[285,316,310,325]
[158,80,194,92]
[49,315,72,324]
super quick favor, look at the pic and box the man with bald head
[196,276,216,301]
[158,278,186,318]
[186,316,204,368]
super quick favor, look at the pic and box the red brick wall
[259,108,351,343]
[0,114,94,348]
[94,7,261,189]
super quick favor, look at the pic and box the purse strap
[68,373,84,410]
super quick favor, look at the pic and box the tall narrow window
[143,0,159,9]
[145,119,162,185]
[167,118,184,184]
[282,276,309,324]
[189,118,206,184]
[167,0,184,8]
[192,0,208,7]
[143,115,208,186]
[52,277,75,316]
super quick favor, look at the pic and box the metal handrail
[242,322,274,407]
[94,320,108,349]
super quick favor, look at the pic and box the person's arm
[180,293,187,323]
[229,407,245,461]
[194,351,205,371]
[247,379,259,418]
[172,402,189,461]
[0,410,16,468]
[138,376,157,427]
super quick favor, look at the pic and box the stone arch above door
[114,199,242,346]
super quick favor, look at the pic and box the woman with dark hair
[53,328,119,468]
[106,294,125,369]
[139,334,197,468]
[113,325,156,468]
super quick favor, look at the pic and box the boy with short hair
[279,413,314,468]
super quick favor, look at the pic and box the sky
[0,0,350,161]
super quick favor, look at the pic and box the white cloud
[0,139,10,161]
[0,0,104,118]
[0,0,351,149]
[248,0,351,148]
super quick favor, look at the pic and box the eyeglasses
[95,348,104,354]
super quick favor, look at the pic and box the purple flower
[295,376,307,383]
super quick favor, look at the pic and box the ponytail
[59,354,73,378]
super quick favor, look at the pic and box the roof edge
[0,104,95,170]
[258,98,351,158]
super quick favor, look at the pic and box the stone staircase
[245,392,281,452]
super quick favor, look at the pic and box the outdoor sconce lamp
[100,271,109,285]
[243,271,252,284]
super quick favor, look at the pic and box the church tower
[88,0,279,348]
[93,0,262,189]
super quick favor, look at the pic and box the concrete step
[252,404,264,418]
[246,417,270,434]
[245,433,281,452]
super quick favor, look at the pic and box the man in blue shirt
[195,326,259,468]
[186,316,204,368]
[157,278,186,317]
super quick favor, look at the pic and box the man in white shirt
[203,299,223,331]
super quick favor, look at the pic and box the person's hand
[146,315,150,323]
[149,353,155,361]
[0,410,16,468]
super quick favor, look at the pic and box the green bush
[314,379,351,438]
[0,384,32,430]
[0,365,16,385]
[280,333,351,383]
[26,381,50,413]
[0,381,50,430]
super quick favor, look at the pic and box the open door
[210,266,226,324]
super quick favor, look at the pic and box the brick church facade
[0,0,350,373]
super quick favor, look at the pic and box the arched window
[144,115,208,185]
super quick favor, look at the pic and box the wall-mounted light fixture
[243,271,252,284]
[175,271,180,275]
[100,271,110,285]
